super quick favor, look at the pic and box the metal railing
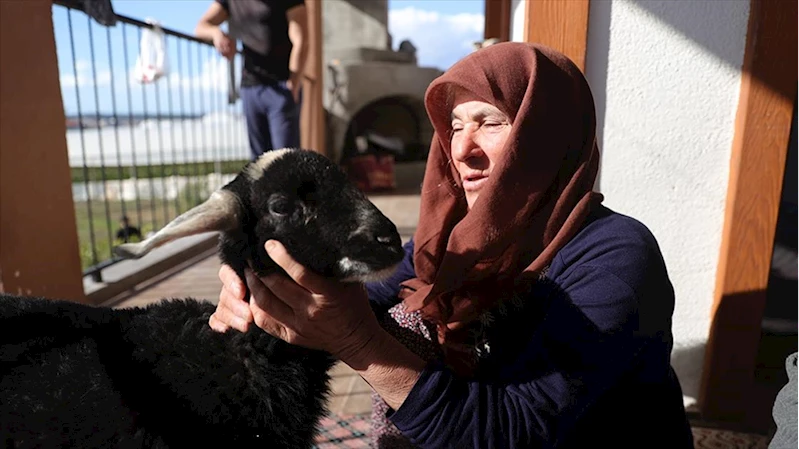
[53,1,249,282]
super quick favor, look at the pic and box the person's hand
[209,265,253,333]
[213,29,235,60]
[286,71,302,104]
[209,241,426,410]
[210,240,383,362]
[248,240,382,361]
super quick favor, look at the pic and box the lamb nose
[377,235,393,244]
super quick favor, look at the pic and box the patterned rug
[691,427,770,449]
[312,413,772,448]
[313,413,371,448]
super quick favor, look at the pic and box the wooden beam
[523,0,591,71]
[484,0,511,42]
[699,0,797,430]
[300,0,326,157]
[0,0,85,303]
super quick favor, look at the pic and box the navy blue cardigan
[365,205,694,448]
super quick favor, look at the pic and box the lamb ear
[113,189,242,260]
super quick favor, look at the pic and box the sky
[53,0,485,116]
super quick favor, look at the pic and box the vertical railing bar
[177,39,192,210]
[187,40,202,204]
[210,47,220,176]
[197,44,211,188]
[224,53,232,171]
[106,26,127,248]
[138,27,158,233]
[237,54,246,161]
[87,17,116,263]
[121,23,143,232]
[165,36,181,217]
[68,9,99,269]
[230,54,236,161]
[153,62,170,224]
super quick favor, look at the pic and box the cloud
[124,52,231,93]
[166,55,230,92]
[388,7,484,70]
[60,51,231,94]
[60,59,111,88]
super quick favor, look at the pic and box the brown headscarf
[398,42,604,373]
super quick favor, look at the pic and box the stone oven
[322,0,443,164]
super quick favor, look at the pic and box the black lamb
[0,148,405,449]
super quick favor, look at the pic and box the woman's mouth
[462,174,488,192]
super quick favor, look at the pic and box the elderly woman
[209,42,694,448]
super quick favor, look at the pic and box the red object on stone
[343,153,396,192]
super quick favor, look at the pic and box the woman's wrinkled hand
[209,240,383,361]
[209,265,253,333]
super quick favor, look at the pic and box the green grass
[75,177,215,270]
[71,160,249,183]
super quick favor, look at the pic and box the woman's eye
[481,121,505,132]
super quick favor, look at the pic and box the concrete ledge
[84,233,219,305]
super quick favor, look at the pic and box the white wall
[510,0,526,43]
[511,0,751,407]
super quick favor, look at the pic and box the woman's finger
[261,272,315,310]
[245,269,295,325]
[249,300,291,343]
[212,290,251,333]
[218,265,246,302]
[208,313,229,333]
[264,240,327,293]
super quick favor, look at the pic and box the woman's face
[449,91,511,210]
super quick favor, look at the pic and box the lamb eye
[268,197,293,216]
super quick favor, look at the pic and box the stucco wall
[323,0,390,55]
[512,0,751,406]
[510,0,525,43]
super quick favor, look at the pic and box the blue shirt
[365,205,694,448]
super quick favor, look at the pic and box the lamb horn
[113,189,242,260]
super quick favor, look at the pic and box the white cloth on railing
[132,18,169,84]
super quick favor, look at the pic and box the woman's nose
[451,127,482,162]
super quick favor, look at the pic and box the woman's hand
[209,265,253,333]
[209,240,427,410]
[211,240,383,361]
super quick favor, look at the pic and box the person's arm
[286,3,308,102]
[195,2,235,60]
[381,218,682,448]
[386,266,650,448]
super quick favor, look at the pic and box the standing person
[208,42,694,448]
[196,0,308,160]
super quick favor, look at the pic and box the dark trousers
[240,81,301,161]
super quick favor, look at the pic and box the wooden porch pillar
[0,0,86,303]
[484,0,511,42]
[699,0,797,430]
[523,0,591,71]
[300,0,326,157]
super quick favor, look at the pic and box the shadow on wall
[632,0,797,101]
[629,0,750,71]
[585,0,753,192]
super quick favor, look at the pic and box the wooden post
[0,0,86,303]
[300,0,326,157]
[484,0,511,42]
[523,0,591,71]
[699,0,797,431]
